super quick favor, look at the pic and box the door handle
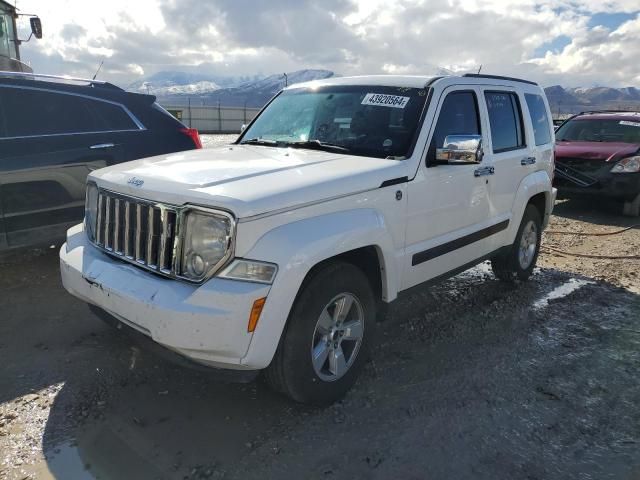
[474,166,495,177]
[521,156,536,166]
[90,143,115,150]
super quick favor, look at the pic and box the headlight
[611,156,640,173]
[85,182,99,241]
[219,259,278,284]
[180,209,233,281]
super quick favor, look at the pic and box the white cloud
[530,14,640,85]
[12,0,640,87]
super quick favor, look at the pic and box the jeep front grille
[94,190,178,275]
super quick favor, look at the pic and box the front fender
[239,208,398,369]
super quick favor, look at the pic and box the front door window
[0,14,17,59]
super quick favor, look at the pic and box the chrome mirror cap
[436,134,483,164]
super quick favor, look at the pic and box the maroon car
[554,111,640,216]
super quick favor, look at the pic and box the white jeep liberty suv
[60,74,557,405]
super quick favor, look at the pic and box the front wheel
[264,261,376,405]
[491,204,542,282]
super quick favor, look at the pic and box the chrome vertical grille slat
[124,201,132,258]
[135,204,143,262]
[96,194,104,245]
[146,206,155,268]
[93,189,178,276]
[104,196,112,250]
[113,198,121,253]
[159,209,168,271]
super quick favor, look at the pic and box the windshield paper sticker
[362,93,410,109]
[620,120,640,127]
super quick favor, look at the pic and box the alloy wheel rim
[518,220,538,269]
[310,293,364,382]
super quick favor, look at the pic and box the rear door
[478,87,530,248]
[0,85,136,248]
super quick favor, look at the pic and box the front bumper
[554,162,640,201]
[60,224,271,370]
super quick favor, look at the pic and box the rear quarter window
[524,93,552,145]
[93,101,138,131]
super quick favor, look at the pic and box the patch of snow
[533,278,593,310]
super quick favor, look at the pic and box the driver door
[403,87,497,290]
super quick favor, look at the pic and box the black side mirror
[30,17,43,40]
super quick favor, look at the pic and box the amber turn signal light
[248,297,267,332]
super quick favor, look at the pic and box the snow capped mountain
[136,69,336,107]
[544,85,640,114]
[126,70,260,96]
[133,80,221,96]
[236,69,334,91]
[128,70,640,113]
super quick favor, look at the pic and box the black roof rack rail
[0,70,123,91]
[462,73,538,86]
[578,110,640,115]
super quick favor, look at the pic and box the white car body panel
[91,145,404,218]
[60,74,557,371]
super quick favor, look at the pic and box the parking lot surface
[1,142,639,478]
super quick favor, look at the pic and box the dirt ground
[1,197,639,480]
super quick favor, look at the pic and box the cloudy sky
[12,0,640,87]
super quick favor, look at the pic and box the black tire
[491,204,542,282]
[264,261,376,405]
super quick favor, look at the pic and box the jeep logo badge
[127,177,144,187]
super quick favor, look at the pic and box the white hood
[90,145,407,218]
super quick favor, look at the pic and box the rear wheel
[623,193,640,217]
[264,261,376,405]
[491,204,542,282]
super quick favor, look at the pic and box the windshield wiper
[240,138,279,146]
[285,140,351,153]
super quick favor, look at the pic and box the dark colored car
[0,71,202,250]
[554,111,640,216]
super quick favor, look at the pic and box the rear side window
[485,91,525,152]
[431,91,481,149]
[525,93,552,145]
[0,87,136,138]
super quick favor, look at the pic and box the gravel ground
[1,157,639,479]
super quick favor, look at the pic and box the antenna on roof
[92,60,104,81]
[477,64,482,74]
